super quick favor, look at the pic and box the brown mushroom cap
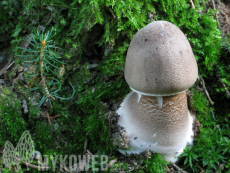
[125,21,198,96]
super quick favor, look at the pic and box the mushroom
[124,21,198,107]
[116,21,198,162]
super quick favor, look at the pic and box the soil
[219,0,230,36]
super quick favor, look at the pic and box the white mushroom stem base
[117,91,194,163]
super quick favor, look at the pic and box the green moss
[0,0,229,172]
[0,86,27,146]
[145,154,168,173]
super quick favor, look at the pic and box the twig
[210,109,217,121]
[218,76,230,97]
[44,113,60,126]
[109,8,116,18]
[5,61,14,71]
[211,0,220,29]
[60,163,72,173]
[108,158,117,168]
[0,55,14,77]
[190,0,195,9]
[196,163,204,173]
[21,160,50,170]
[14,156,51,170]
[211,0,216,11]
[170,162,187,173]
[45,112,51,126]
[198,75,214,105]
[87,150,93,157]
[49,114,60,119]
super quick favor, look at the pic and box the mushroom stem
[157,96,163,108]
[117,91,194,162]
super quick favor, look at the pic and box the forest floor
[0,0,230,173]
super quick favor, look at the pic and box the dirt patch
[218,1,230,36]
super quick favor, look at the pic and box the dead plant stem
[171,162,187,173]
[211,0,220,29]
[190,0,195,9]
[198,75,214,105]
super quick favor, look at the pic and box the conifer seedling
[18,27,75,115]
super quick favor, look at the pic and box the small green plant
[18,28,75,114]
[145,154,168,173]
[180,146,198,171]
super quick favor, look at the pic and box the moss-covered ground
[0,0,230,172]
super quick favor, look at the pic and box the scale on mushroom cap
[117,21,198,163]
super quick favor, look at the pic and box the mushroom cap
[117,91,194,156]
[125,21,198,96]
